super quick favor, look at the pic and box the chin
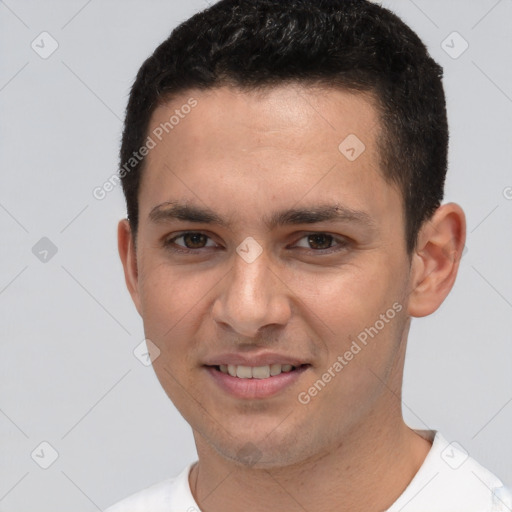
[206,429,315,470]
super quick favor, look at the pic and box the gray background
[0,0,511,510]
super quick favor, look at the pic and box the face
[121,84,416,468]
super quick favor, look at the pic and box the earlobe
[117,219,142,316]
[407,203,466,318]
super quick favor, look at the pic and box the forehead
[139,84,398,228]
[148,84,380,159]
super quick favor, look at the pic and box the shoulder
[104,463,197,512]
[388,430,512,512]
[104,479,174,512]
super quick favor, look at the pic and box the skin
[118,84,466,512]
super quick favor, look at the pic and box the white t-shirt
[105,430,511,512]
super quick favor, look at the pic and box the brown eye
[164,232,217,252]
[306,233,334,250]
[293,233,349,253]
[181,233,208,249]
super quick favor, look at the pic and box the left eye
[294,233,346,251]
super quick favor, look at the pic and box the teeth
[219,364,297,378]
[236,365,252,378]
[270,363,282,376]
[252,365,270,379]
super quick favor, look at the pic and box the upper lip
[203,352,309,367]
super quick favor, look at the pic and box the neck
[189,417,431,512]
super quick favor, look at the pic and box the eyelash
[162,231,350,255]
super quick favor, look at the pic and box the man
[109,0,511,510]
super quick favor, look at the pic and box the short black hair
[120,0,447,254]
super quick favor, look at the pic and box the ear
[118,219,142,316]
[407,203,466,317]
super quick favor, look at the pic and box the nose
[211,246,292,338]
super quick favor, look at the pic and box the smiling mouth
[209,363,310,379]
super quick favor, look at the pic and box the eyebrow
[148,201,376,230]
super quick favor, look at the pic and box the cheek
[292,261,397,334]
[138,261,212,335]
[295,262,407,384]
[138,264,210,406]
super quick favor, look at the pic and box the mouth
[205,363,311,399]
[211,363,308,379]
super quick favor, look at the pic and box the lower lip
[205,365,310,399]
